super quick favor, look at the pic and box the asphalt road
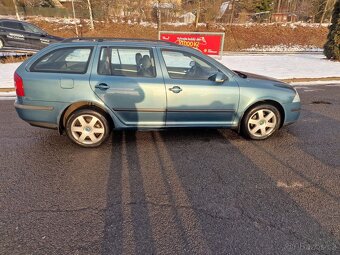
[0,84,339,255]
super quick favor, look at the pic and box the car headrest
[141,55,152,69]
[135,53,142,65]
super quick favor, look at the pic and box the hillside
[25,16,329,52]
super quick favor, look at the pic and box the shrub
[324,0,340,60]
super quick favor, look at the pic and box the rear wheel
[66,109,111,147]
[241,104,281,140]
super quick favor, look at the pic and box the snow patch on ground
[0,91,16,100]
[220,54,340,80]
[0,62,21,88]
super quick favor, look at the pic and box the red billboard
[159,31,225,57]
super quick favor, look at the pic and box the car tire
[241,104,281,140]
[65,108,111,147]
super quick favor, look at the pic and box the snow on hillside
[243,44,323,52]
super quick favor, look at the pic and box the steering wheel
[185,62,199,78]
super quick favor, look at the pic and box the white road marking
[277,181,304,189]
[294,87,310,89]
[303,89,325,92]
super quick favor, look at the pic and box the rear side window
[98,47,156,78]
[2,21,24,30]
[31,47,93,74]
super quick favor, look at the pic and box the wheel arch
[0,36,5,47]
[58,101,114,134]
[238,99,285,132]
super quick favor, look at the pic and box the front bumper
[283,102,301,125]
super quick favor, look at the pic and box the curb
[282,77,340,84]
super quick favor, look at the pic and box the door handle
[169,86,182,93]
[95,83,109,90]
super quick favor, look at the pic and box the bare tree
[229,0,236,24]
[277,0,282,12]
[194,0,201,28]
[71,0,79,36]
[156,0,162,31]
[320,0,337,24]
[12,0,20,20]
[48,0,64,8]
[87,0,95,30]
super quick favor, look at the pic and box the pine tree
[324,0,340,60]
[254,0,273,13]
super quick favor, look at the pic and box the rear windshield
[31,47,93,74]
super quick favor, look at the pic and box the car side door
[22,23,49,49]
[1,21,31,49]
[90,46,167,127]
[158,48,240,127]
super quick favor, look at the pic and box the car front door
[158,48,240,127]
[21,23,45,49]
[90,46,167,127]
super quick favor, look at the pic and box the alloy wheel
[247,109,277,138]
[70,114,105,145]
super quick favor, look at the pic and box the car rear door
[90,45,167,127]
[158,48,240,127]
[1,21,32,49]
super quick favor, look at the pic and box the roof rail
[61,37,180,46]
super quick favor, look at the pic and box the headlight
[292,91,300,103]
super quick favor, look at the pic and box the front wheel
[65,109,111,147]
[241,104,281,140]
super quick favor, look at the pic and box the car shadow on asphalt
[101,128,340,254]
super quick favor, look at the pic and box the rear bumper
[14,100,58,129]
[14,102,54,111]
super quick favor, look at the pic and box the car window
[2,21,24,31]
[98,47,156,78]
[31,47,92,74]
[22,23,44,34]
[161,50,219,80]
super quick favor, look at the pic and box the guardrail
[0,49,35,57]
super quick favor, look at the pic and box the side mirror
[209,72,227,83]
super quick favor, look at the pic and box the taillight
[14,72,25,97]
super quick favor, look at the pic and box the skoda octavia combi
[14,38,301,147]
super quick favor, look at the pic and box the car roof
[0,19,36,25]
[61,37,183,47]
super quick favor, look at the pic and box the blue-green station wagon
[14,38,301,147]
